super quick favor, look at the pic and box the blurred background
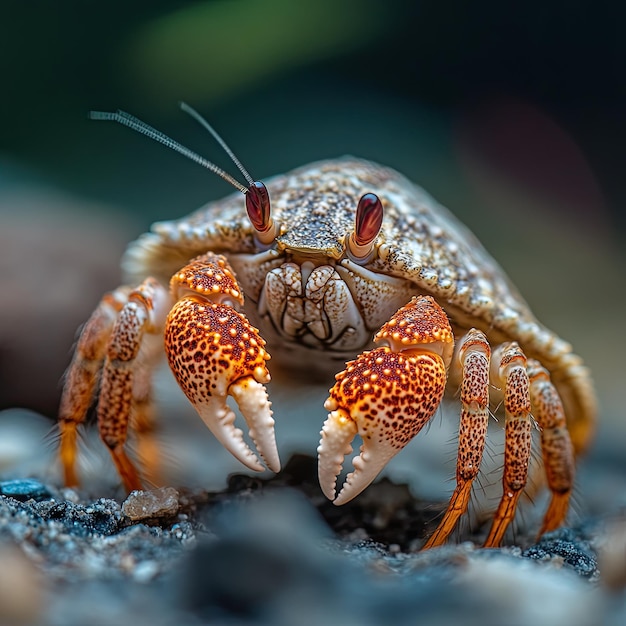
[0,1,624,494]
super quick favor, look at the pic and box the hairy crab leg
[127,395,161,486]
[423,329,491,549]
[527,359,575,536]
[125,326,164,485]
[58,286,130,486]
[318,296,454,505]
[165,253,280,473]
[97,278,170,491]
[483,343,533,548]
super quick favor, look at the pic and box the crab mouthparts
[259,261,369,350]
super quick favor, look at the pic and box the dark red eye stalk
[347,192,384,262]
[245,181,272,235]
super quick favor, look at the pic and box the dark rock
[32,497,123,536]
[0,478,52,501]
[522,527,598,579]
[225,454,443,551]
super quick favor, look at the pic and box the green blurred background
[1,1,624,462]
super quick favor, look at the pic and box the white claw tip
[318,409,402,506]
[230,377,280,473]
[317,409,357,502]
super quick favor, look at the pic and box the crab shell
[123,157,595,457]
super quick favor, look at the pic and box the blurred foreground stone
[0,542,43,626]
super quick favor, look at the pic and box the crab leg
[483,343,533,548]
[423,329,491,549]
[128,373,162,486]
[527,359,575,536]
[318,296,454,505]
[58,286,130,486]
[165,253,280,473]
[96,278,170,491]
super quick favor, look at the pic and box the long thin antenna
[179,102,255,187]
[88,110,248,194]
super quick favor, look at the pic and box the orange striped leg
[58,287,130,486]
[527,359,575,536]
[423,329,491,549]
[484,343,532,547]
[97,278,170,491]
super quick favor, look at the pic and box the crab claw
[165,253,280,473]
[318,296,453,504]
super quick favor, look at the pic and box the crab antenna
[88,110,248,194]
[179,102,255,187]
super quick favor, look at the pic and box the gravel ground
[1,453,625,626]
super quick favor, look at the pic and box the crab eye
[245,181,270,231]
[354,193,384,246]
[347,192,384,262]
[245,181,276,244]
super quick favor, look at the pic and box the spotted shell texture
[123,158,594,448]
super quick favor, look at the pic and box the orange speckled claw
[165,253,280,473]
[318,296,453,504]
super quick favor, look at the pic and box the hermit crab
[58,104,596,547]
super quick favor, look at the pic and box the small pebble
[122,487,180,521]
